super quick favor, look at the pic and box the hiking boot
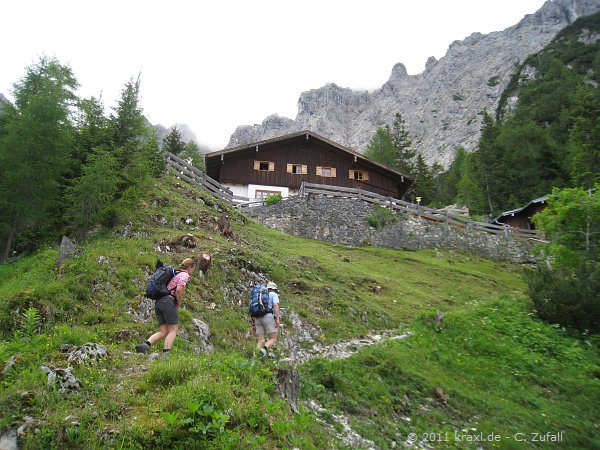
[135,343,150,354]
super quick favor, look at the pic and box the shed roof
[493,195,549,224]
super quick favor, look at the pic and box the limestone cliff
[227,0,600,167]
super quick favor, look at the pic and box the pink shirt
[167,271,190,296]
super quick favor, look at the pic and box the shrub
[367,206,397,230]
[265,194,282,206]
[525,263,600,332]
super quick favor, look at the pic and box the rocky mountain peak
[226,0,600,168]
[387,63,408,82]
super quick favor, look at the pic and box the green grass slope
[0,177,598,449]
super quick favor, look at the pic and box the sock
[260,346,267,355]
[163,348,170,353]
[145,340,151,347]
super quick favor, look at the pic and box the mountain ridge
[227,0,600,167]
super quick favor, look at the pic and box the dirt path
[279,310,411,366]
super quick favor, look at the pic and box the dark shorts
[155,295,178,326]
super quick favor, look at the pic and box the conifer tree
[72,96,110,173]
[65,148,120,236]
[568,84,600,189]
[473,111,501,215]
[0,57,78,260]
[109,76,147,165]
[364,127,396,168]
[179,140,205,171]
[162,125,186,155]
[389,112,416,174]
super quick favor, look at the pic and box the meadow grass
[0,176,598,448]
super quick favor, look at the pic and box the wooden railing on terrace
[164,155,539,240]
[298,182,539,239]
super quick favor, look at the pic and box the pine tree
[364,127,396,168]
[162,125,186,155]
[72,96,110,173]
[412,153,434,205]
[179,140,205,171]
[65,148,120,236]
[389,112,415,174]
[568,84,600,189]
[473,111,501,215]
[0,56,78,260]
[109,76,147,165]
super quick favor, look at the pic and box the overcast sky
[2,0,547,149]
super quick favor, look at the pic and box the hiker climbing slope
[136,257,198,355]
[251,281,281,358]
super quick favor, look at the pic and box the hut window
[349,170,369,181]
[254,160,275,171]
[317,166,336,177]
[287,163,307,174]
[256,190,281,200]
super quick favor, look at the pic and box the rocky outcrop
[228,0,600,167]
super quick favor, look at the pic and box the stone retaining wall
[245,197,536,263]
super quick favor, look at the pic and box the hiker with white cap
[251,281,281,357]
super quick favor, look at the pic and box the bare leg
[163,324,179,350]
[264,331,277,349]
[256,333,265,349]
[148,324,168,345]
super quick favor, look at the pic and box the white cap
[267,281,278,290]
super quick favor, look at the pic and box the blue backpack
[249,284,271,317]
[145,260,178,300]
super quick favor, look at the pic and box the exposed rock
[148,352,169,362]
[227,0,600,168]
[279,310,411,366]
[133,296,154,322]
[57,236,82,270]
[435,312,445,327]
[434,387,449,404]
[1,353,22,374]
[68,343,108,365]
[191,319,214,354]
[306,400,378,450]
[41,366,81,394]
[0,428,18,450]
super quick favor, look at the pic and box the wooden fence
[164,154,539,240]
[165,153,251,205]
[298,182,539,239]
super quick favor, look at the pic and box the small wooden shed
[494,196,549,230]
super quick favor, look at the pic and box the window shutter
[349,170,355,179]
[302,165,307,174]
[316,166,322,176]
[287,164,293,173]
[331,168,337,178]
[253,160,260,170]
[363,171,369,181]
[268,162,275,171]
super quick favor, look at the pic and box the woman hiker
[136,255,209,355]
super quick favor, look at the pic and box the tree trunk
[273,368,299,413]
[1,212,19,262]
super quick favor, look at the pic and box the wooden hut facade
[205,131,413,200]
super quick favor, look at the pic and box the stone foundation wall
[245,197,536,263]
